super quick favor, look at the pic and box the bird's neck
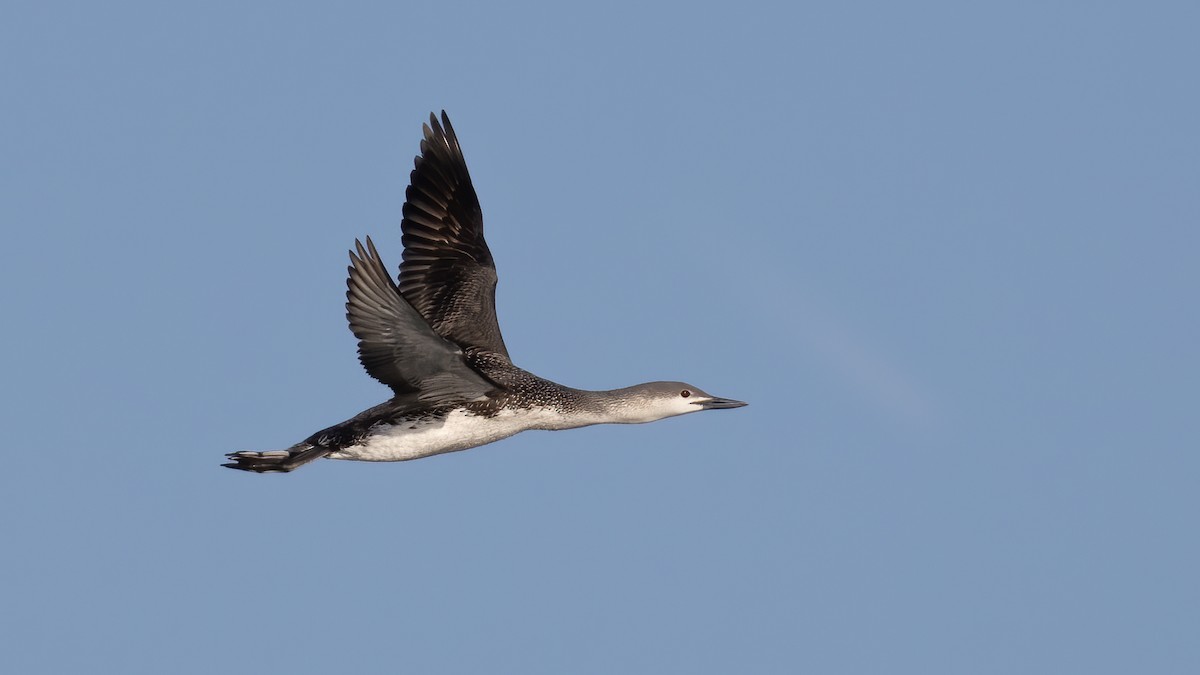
[559,386,663,426]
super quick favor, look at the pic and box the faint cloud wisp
[786,293,943,432]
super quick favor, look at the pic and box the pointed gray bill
[700,397,748,410]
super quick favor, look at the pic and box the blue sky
[2,1,1198,673]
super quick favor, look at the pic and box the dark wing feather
[346,237,494,402]
[399,111,510,359]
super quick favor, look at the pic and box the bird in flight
[225,112,746,473]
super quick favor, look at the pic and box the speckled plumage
[224,112,745,473]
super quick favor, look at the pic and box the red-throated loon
[224,112,746,473]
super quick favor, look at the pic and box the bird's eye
[680,390,691,398]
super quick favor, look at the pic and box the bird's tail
[223,444,331,473]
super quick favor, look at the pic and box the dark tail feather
[223,444,331,473]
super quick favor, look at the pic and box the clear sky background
[2,1,1197,673]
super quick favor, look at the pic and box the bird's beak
[699,397,747,410]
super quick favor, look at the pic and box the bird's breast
[328,406,560,462]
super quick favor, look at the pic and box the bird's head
[605,381,747,424]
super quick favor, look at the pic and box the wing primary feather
[397,112,510,359]
[344,235,494,402]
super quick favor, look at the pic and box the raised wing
[346,237,494,402]
[398,111,510,359]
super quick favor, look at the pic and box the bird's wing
[346,237,495,402]
[398,111,510,360]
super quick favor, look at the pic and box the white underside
[328,407,568,462]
